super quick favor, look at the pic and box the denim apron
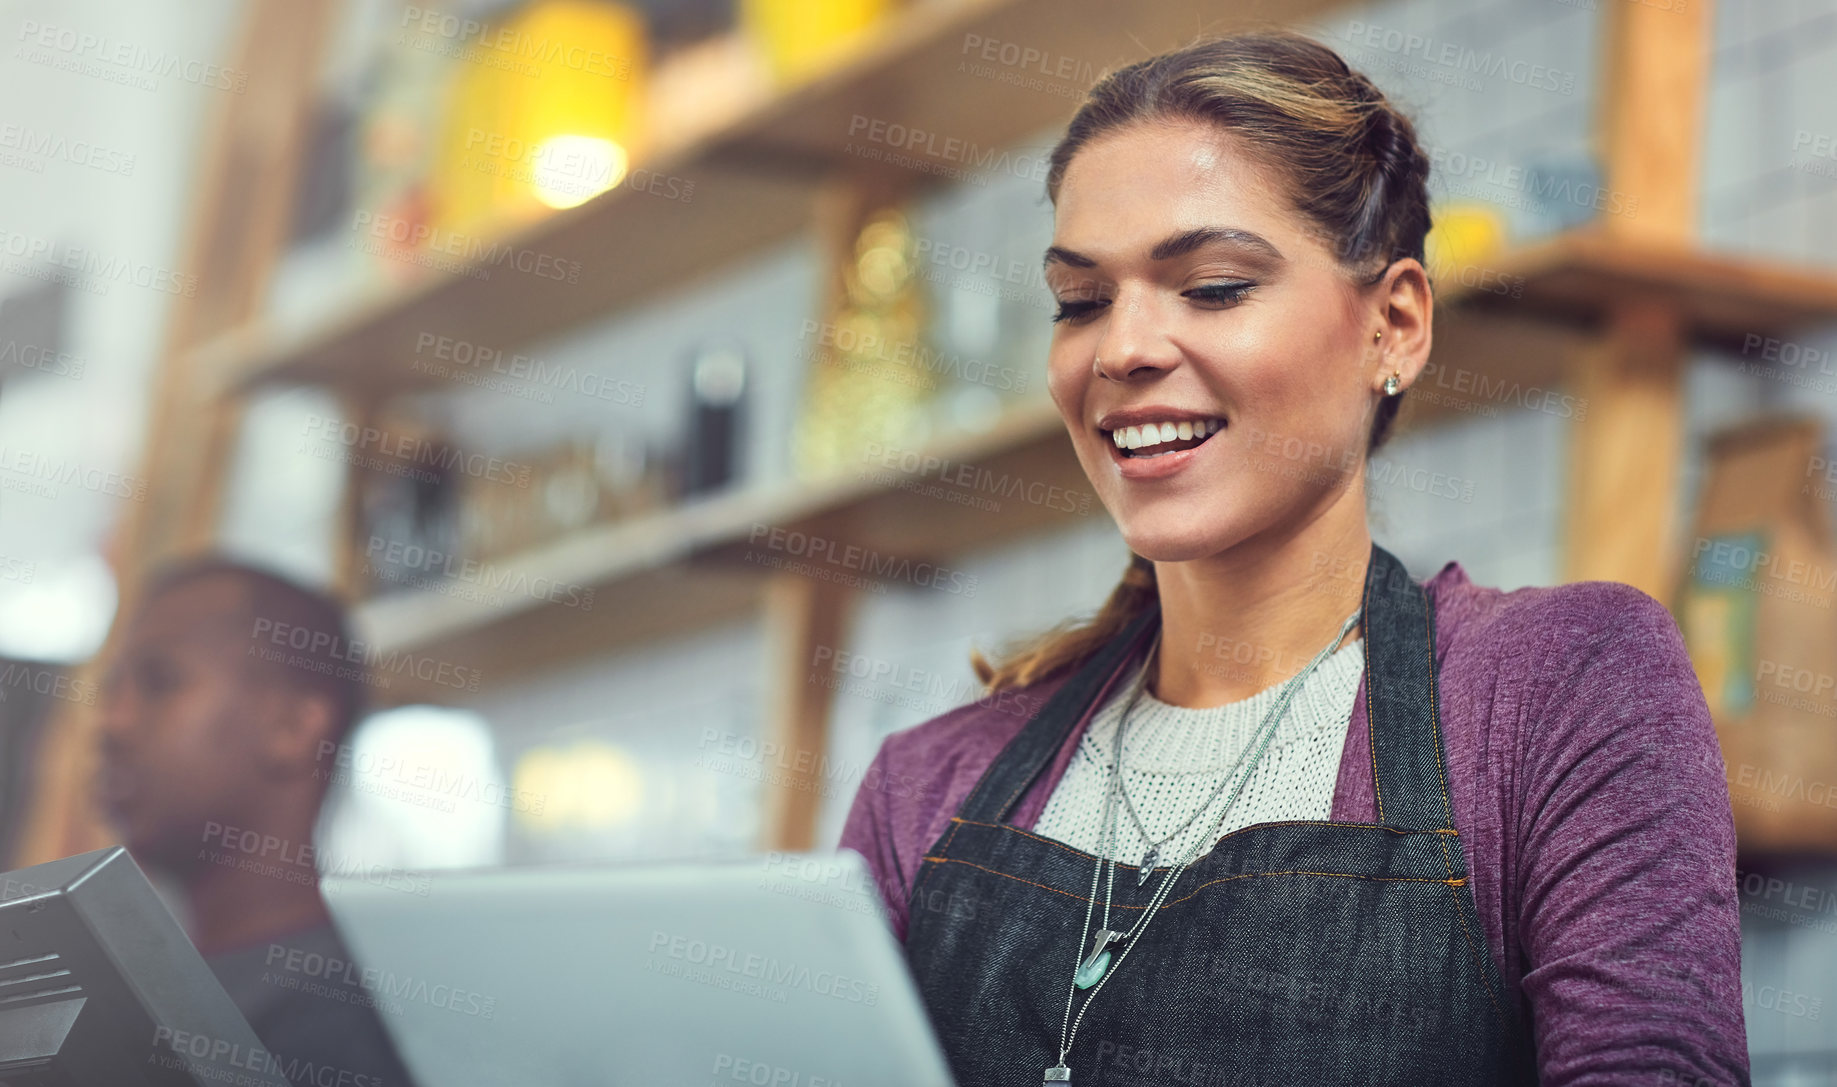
[902,543,1535,1085]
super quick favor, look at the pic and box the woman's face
[1044,118,1413,563]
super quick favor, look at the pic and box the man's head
[96,558,364,875]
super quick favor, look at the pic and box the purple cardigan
[838,560,1750,1085]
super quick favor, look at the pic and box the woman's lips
[1103,421,1225,480]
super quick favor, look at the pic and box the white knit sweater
[1033,638,1364,868]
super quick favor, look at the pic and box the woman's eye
[1050,298,1107,325]
[1187,282,1255,305]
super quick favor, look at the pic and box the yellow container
[430,0,649,241]
[740,0,892,85]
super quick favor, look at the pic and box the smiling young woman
[839,30,1748,1087]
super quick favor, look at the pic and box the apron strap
[1363,542,1458,833]
[953,542,1454,835]
[955,601,1161,825]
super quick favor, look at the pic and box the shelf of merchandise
[193,0,1363,398]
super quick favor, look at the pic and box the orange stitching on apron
[1441,841,1510,1032]
[916,856,1466,911]
[1420,593,1507,1029]
[910,813,969,908]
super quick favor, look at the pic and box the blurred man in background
[96,558,416,1087]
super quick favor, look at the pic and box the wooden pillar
[1561,0,1713,594]
[757,573,856,851]
[1562,299,1688,596]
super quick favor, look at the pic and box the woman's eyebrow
[1042,226,1285,271]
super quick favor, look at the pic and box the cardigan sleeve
[839,738,915,943]
[1511,582,1750,1085]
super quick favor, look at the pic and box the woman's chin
[1118,522,1239,564]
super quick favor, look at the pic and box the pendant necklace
[1045,607,1362,1083]
[1111,653,1268,885]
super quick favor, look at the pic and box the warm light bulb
[531,135,628,209]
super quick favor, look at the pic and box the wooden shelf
[355,396,1091,701]
[1435,229,1837,348]
[201,0,1358,398]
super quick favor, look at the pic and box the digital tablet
[321,849,955,1087]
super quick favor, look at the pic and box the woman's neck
[1150,508,1371,709]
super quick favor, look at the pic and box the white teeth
[1105,418,1225,453]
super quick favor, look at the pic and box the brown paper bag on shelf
[1676,414,1837,853]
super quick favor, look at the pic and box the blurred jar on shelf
[738,0,898,86]
[428,0,651,241]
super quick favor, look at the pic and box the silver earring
[1383,372,1401,396]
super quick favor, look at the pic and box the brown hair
[971,29,1433,694]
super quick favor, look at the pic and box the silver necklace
[1046,607,1362,1083]
[1112,634,1356,883]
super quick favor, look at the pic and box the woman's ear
[1371,258,1433,395]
